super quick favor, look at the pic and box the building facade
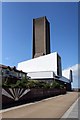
[0,64,28,84]
[18,16,72,91]
[32,16,50,58]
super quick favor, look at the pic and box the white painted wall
[28,71,54,79]
[62,64,79,88]
[27,71,70,83]
[17,52,71,83]
[17,52,58,75]
[62,69,70,79]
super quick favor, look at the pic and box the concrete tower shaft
[32,16,50,58]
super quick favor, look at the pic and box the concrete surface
[0,92,79,118]
[61,94,80,119]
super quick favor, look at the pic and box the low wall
[2,88,66,109]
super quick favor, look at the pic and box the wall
[18,52,58,76]
[2,88,66,109]
[28,71,54,79]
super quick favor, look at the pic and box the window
[6,70,9,74]
[19,73,22,77]
[23,74,26,78]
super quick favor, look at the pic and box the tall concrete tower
[32,16,50,58]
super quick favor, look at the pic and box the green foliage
[2,78,28,88]
[50,80,60,88]
[2,83,9,88]
[60,84,64,89]
[2,78,65,89]
[0,83,2,87]
[26,80,36,88]
[43,82,51,89]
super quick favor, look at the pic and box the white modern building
[18,52,60,76]
[17,52,72,90]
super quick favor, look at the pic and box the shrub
[60,84,64,89]
[2,78,65,90]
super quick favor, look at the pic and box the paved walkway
[61,95,80,119]
[0,92,79,118]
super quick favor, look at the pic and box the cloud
[62,64,80,88]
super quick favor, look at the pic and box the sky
[2,2,78,70]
